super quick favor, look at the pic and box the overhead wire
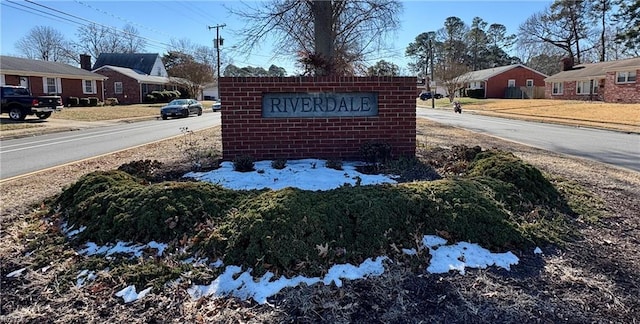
[73,0,174,40]
[3,1,86,28]
[6,0,173,52]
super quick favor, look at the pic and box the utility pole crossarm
[208,24,226,100]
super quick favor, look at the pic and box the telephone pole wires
[208,23,226,99]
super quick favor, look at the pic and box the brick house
[93,53,168,77]
[544,57,640,103]
[0,55,106,104]
[93,65,173,105]
[458,64,548,99]
[91,53,184,104]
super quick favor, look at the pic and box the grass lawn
[417,98,640,132]
[51,101,217,121]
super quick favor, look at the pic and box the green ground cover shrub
[50,150,580,277]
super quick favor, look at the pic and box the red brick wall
[3,75,20,86]
[603,70,640,103]
[486,66,547,98]
[96,69,142,104]
[544,80,605,101]
[219,76,416,161]
[546,70,639,103]
[2,74,103,102]
[61,79,104,100]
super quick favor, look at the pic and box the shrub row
[67,96,101,107]
[144,90,182,103]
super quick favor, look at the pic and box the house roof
[93,65,169,84]
[92,53,160,75]
[545,57,640,82]
[459,64,548,81]
[0,55,107,80]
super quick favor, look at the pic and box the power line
[74,0,174,40]
[7,0,173,51]
[3,1,85,28]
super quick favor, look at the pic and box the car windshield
[169,99,187,105]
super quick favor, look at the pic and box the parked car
[212,100,221,112]
[419,91,443,100]
[160,99,203,120]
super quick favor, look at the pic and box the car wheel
[36,112,52,119]
[9,107,26,121]
[183,109,190,118]
[161,114,168,120]
[197,108,202,116]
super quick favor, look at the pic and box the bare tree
[519,9,576,63]
[121,24,147,53]
[75,23,145,60]
[437,60,471,103]
[519,0,597,65]
[15,26,74,63]
[231,0,402,76]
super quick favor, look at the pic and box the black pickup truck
[0,85,63,121]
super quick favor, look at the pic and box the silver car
[160,99,203,120]
[212,100,221,112]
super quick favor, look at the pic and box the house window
[42,77,61,94]
[44,78,58,93]
[114,82,123,94]
[616,71,637,83]
[507,79,516,87]
[526,79,534,87]
[552,82,563,95]
[83,80,96,94]
[577,80,598,95]
[469,81,483,89]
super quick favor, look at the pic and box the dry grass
[52,101,216,121]
[52,105,163,121]
[417,98,640,133]
[0,123,44,132]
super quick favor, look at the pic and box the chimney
[80,54,92,71]
[561,57,574,71]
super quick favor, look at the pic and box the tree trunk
[311,0,334,76]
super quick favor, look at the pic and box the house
[202,82,219,100]
[93,65,174,105]
[92,53,168,77]
[0,55,107,104]
[91,53,179,104]
[544,57,640,103]
[459,64,548,99]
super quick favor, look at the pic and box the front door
[19,76,29,89]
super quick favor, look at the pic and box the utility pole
[208,23,226,100]
[429,39,435,109]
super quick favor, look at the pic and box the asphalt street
[417,108,640,172]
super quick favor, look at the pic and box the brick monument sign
[219,76,416,161]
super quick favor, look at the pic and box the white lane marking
[0,123,173,154]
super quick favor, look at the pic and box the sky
[6,158,537,305]
[0,0,552,75]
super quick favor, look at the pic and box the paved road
[0,113,221,180]
[2,109,638,179]
[417,108,640,172]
